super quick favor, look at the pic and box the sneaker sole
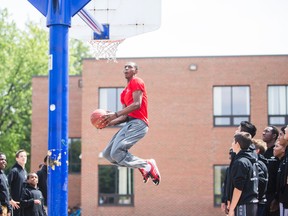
[149,159,161,186]
[143,174,150,183]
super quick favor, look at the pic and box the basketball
[90,109,107,129]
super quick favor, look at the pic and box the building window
[268,85,288,125]
[213,86,250,126]
[98,165,134,206]
[214,165,229,207]
[68,138,81,173]
[99,87,124,112]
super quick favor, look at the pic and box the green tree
[69,39,92,75]
[0,8,91,171]
[0,9,38,168]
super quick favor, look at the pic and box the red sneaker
[147,159,161,185]
[138,168,150,183]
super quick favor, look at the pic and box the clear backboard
[70,0,161,41]
[70,0,161,61]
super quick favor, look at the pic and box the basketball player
[100,62,161,185]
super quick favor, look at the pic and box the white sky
[1,0,288,58]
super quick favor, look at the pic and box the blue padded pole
[47,0,70,215]
[47,25,69,216]
[28,0,91,215]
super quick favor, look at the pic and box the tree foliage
[69,39,92,75]
[0,8,91,171]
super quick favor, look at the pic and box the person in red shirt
[101,62,161,185]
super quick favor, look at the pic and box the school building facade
[31,55,288,216]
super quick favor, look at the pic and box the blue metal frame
[27,0,91,215]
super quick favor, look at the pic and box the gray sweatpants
[102,119,148,168]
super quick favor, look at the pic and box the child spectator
[20,173,47,216]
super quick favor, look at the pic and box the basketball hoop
[89,39,125,62]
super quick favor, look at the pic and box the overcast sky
[1,0,288,58]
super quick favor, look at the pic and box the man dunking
[100,62,161,185]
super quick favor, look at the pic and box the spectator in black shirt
[275,126,288,215]
[20,173,47,216]
[0,152,12,216]
[262,126,279,216]
[228,132,259,216]
[36,156,48,208]
[8,149,28,216]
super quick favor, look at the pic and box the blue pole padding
[48,24,69,216]
[27,1,92,215]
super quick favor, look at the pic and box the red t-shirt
[121,77,149,126]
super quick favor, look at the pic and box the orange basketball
[90,109,107,129]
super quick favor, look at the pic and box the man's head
[236,121,257,138]
[232,132,252,154]
[123,62,138,81]
[252,139,267,155]
[262,126,279,144]
[0,153,7,171]
[15,149,27,167]
[27,172,38,188]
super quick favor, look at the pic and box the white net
[89,39,125,62]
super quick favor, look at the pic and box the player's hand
[10,199,20,209]
[100,113,117,127]
[34,199,41,205]
[221,203,226,212]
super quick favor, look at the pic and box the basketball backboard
[70,0,161,41]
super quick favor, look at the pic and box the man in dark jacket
[36,156,48,207]
[8,149,28,216]
[262,125,280,215]
[226,121,257,211]
[275,126,288,215]
[252,139,269,216]
[20,173,47,216]
[228,132,259,216]
[0,152,12,216]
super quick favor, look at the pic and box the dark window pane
[68,138,81,173]
[214,165,229,207]
[99,166,117,193]
[98,165,134,206]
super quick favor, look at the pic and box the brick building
[31,55,288,216]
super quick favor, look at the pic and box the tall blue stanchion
[27,0,90,215]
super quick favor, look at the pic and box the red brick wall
[32,56,288,216]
